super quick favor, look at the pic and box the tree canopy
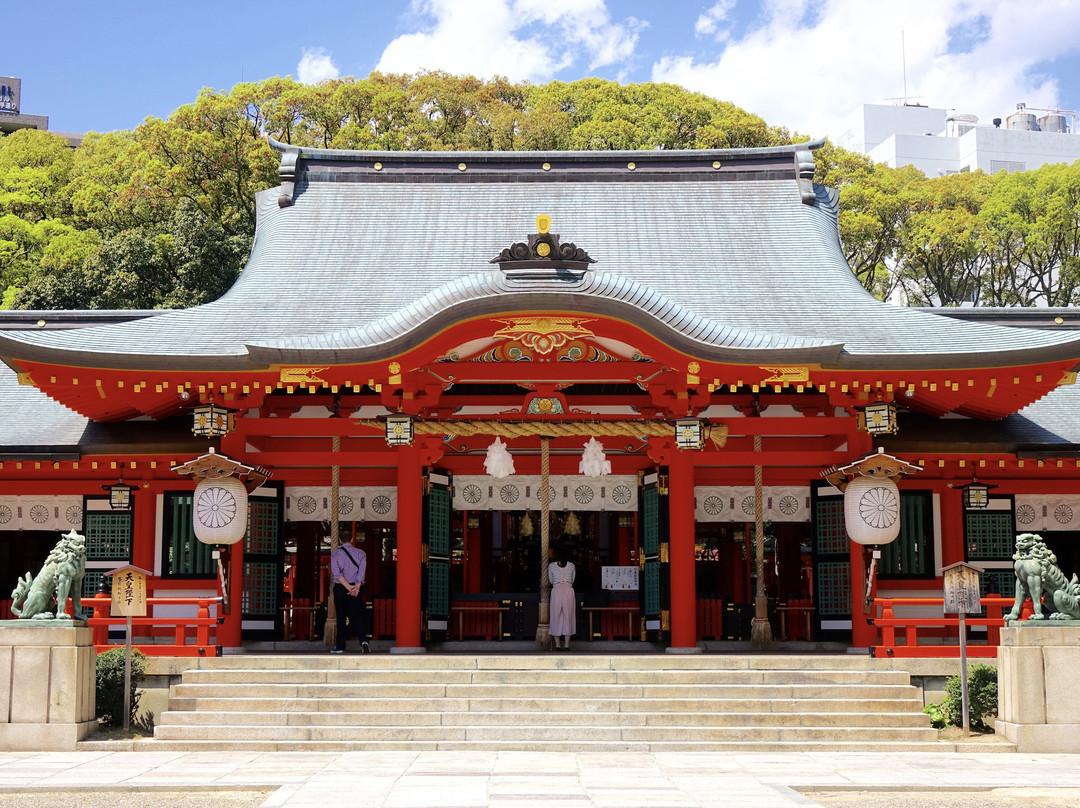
[2,71,1079,310]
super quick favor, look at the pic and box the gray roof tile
[1,143,1080,370]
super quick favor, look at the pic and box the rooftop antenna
[902,29,908,105]
[885,29,922,106]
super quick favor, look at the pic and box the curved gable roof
[2,141,1080,371]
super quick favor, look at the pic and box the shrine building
[2,139,1080,653]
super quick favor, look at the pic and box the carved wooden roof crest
[490,214,596,272]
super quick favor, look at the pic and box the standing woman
[548,545,576,650]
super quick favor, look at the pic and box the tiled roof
[0,368,200,454]
[2,142,1080,370]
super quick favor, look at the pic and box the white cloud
[298,48,341,84]
[652,0,1080,142]
[695,0,736,39]
[375,0,643,81]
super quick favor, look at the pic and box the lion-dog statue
[10,529,88,620]
[1005,532,1080,623]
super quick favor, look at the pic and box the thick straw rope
[356,419,726,442]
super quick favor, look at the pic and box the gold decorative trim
[760,366,810,384]
[493,316,596,356]
[280,367,328,385]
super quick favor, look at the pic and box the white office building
[837,102,1080,176]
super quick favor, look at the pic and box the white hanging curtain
[694,486,811,523]
[1015,494,1080,531]
[0,496,83,531]
[284,486,399,522]
[453,475,638,512]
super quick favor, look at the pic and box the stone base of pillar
[0,622,97,751]
[389,646,428,654]
[996,624,1080,752]
[665,645,704,654]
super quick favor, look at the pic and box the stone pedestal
[996,624,1080,752]
[0,622,97,750]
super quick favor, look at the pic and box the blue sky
[7,1,1080,142]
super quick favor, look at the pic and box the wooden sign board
[108,566,150,617]
[942,562,983,615]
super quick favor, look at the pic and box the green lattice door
[639,470,670,640]
[965,505,1017,616]
[812,488,851,641]
[241,486,283,640]
[424,470,452,636]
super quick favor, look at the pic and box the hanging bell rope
[536,436,553,650]
[324,435,341,648]
[750,433,773,648]
[356,419,727,444]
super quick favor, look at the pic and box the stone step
[154,654,939,753]
[168,681,920,701]
[178,668,912,686]
[197,654,902,671]
[164,695,924,715]
[133,737,957,753]
[152,723,938,743]
[158,709,930,729]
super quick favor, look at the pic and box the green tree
[15,200,248,309]
[814,141,924,300]
[893,170,994,306]
[980,161,1080,306]
[0,129,75,223]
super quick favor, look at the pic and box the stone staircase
[128,654,983,752]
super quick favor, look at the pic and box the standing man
[330,532,369,653]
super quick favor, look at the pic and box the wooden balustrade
[870,595,1023,658]
[84,594,220,657]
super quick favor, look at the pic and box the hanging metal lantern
[192,402,235,437]
[844,474,902,545]
[193,475,248,545]
[103,479,133,510]
[675,418,706,450]
[861,400,898,435]
[385,414,414,446]
[960,477,996,509]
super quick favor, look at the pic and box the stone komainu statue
[10,529,88,620]
[1005,532,1080,623]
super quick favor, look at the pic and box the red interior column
[131,483,156,572]
[393,443,424,652]
[668,449,699,651]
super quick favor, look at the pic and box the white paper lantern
[843,475,901,545]
[193,475,248,545]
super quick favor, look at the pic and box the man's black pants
[333,582,369,650]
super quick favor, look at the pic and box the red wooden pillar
[394,443,424,652]
[940,482,965,567]
[131,483,156,572]
[668,448,699,651]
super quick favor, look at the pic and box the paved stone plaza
[1,750,1080,807]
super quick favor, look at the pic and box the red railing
[870,595,1024,658]
[84,595,221,657]
[451,600,507,640]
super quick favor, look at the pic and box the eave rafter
[8,310,1078,426]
